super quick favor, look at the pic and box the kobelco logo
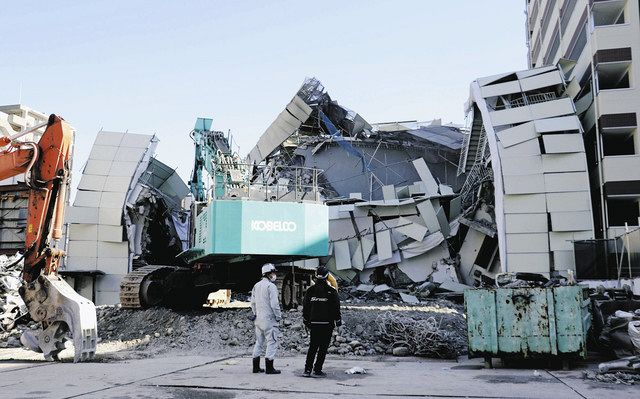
[250,220,297,232]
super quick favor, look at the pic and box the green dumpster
[465,285,591,363]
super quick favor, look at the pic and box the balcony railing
[492,92,558,110]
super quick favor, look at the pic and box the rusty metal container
[465,285,591,364]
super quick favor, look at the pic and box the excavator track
[119,265,176,309]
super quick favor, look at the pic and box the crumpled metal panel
[248,95,312,165]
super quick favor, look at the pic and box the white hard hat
[262,263,276,275]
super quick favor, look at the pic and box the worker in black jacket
[302,266,341,377]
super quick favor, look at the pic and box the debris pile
[584,356,640,385]
[376,311,465,359]
[0,253,26,334]
[323,164,466,292]
[94,299,466,359]
[247,77,473,294]
[584,370,640,385]
[591,288,640,358]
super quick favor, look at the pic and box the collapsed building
[5,71,638,308]
[251,73,639,294]
[248,78,466,200]
[458,65,594,284]
[64,131,189,305]
[247,78,469,293]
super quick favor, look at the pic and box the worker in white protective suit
[250,263,282,374]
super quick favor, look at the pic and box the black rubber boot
[265,358,281,374]
[253,357,264,373]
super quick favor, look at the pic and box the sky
[0,1,528,186]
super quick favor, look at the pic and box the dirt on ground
[94,298,467,360]
[1,298,467,361]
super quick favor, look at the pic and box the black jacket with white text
[303,280,341,326]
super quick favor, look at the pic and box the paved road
[0,351,638,398]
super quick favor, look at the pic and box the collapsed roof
[249,77,466,200]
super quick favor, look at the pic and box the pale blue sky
[1,1,527,184]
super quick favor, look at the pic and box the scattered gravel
[584,370,640,385]
[92,299,467,359]
[1,298,467,361]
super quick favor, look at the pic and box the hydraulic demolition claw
[0,114,97,362]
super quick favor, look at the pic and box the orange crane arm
[0,115,96,362]
[0,115,72,281]
[0,146,32,180]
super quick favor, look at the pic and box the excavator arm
[0,114,97,362]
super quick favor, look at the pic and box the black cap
[315,266,329,279]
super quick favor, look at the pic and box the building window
[607,198,639,227]
[602,131,635,156]
[594,48,633,91]
[592,0,626,27]
[597,65,631,90]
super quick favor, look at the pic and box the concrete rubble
[0,253,26,335]
[91,297,466,359]
[250,78,471,296]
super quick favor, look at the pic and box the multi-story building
[459,65,593,282]
[526,0,640,240]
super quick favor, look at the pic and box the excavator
[119,118,329,310]
[0,114,97,362]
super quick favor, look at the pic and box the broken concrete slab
[334,240,352,270]
[382,185,397,201]
[363,250,401,269]
[394,216,428,241]
[373,284,392,293]
[356,284,375,293]
[495,121,537,148]
[412,158,439,196]
[399,231,445,259]
[416,200,441,233]
[438,279,471,293]
[350,237,375,271]
[374,229,393,261]
[398,244,450,282]
[399,292,419,304]
[435,206,451,237]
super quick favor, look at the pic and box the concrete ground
[1,349,639,399]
